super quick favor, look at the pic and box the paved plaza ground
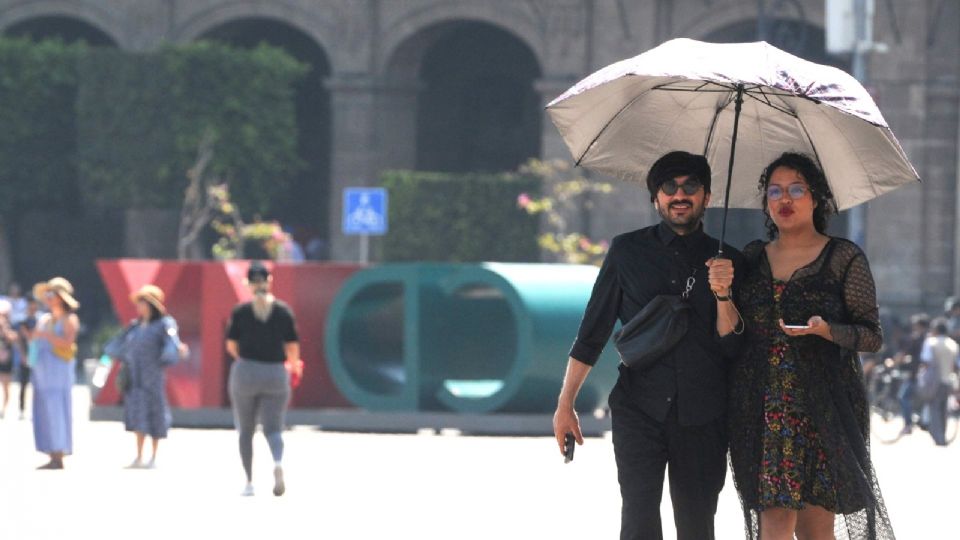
[1,386,956,539]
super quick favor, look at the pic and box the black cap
[646,151,712,201]
[247,261,270,281]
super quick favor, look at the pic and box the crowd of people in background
[0,264,299,497]
[865,298,960,446]
[0,283,40,421]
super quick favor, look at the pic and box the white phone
[783,324,810,330]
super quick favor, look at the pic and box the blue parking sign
[343,188,388,235]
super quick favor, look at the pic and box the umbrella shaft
[718,84,745,256]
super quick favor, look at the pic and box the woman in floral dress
[112,285,187,468]
[729,153,895,540]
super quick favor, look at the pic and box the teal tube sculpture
[324,263,619,414]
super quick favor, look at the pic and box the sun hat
[131,284,166,315]
[33,277,79,311]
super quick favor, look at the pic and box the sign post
[342,187,388,264]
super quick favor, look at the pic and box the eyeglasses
[660,178,703,196]
[766,183,809,201]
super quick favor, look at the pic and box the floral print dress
[730,238,897,540]
[758,280,835,510]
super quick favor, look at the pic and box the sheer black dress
[729,238,895,539]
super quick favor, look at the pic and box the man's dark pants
[609,383,727,540]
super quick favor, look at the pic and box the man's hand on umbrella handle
[553,404,583,456]
[706,257,734,296]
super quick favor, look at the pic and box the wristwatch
[714,291,731,301]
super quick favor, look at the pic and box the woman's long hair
[147,304,162,323]
[759,152,836,240]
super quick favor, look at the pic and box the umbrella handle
[717,83,744,256]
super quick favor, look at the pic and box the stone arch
[383,18,543,174]
[379,3,546,76]
[0,1,122,46]
[196,16,334,252]
[173,1,337,67]
[675,0,825,46]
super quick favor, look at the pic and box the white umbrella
[547,38,919,247]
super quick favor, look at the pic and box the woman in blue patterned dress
[30,277,80,470]
[115,285,187,468]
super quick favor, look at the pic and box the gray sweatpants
[228,359,290,482]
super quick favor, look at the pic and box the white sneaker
[241,483,255,497]
[18,411,25,421]
[125,459,144,469]
[144,459,157,469]
[272,465,285,496]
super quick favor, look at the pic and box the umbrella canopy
[546,38,919,212]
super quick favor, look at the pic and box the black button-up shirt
[570,221,745,426]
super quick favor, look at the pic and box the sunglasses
[660,178,703,196]
[766,183,809,201]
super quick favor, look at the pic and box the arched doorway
[4,15,116,45]
[389,21,542,174]
[702,19,852,248]
[200,18,332,257]
[1,15,121,347]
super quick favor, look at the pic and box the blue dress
[31,317,75,454]
[118,317,179,438]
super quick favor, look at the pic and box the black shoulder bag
[613,270,696,370]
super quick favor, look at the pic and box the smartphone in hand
[563,433,576,463]
[783,324,811,330]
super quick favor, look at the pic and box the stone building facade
[0,0,957,318]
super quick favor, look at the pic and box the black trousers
[18,364,31,412]
[610,383,727,540]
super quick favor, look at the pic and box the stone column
[377,80,422,170]
[954,90,960,298]
[325,74,382,262]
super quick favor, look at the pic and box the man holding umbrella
[553,150,744,540]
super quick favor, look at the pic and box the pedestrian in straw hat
[29,277,80,469]
[105,284,188,469]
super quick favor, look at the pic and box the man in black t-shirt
[225,261,301,497]
[896,313,929,434]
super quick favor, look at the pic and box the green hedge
[0,38,83,213]
[77,42,307,213]
[381,171,541,262]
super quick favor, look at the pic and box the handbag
[614,271,696,371]
[159,316,184,366]
[52,342,77,361]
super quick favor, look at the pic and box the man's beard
[658,199,706,234]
